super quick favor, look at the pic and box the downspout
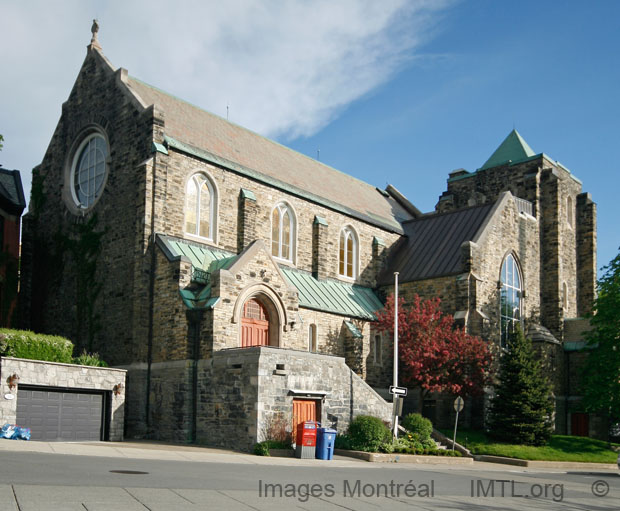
[145,151,158,435]
[565,350,570,434]
[188,309,204,443]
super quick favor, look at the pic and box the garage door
[17,387,104,441]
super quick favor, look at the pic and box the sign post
[452,396,464,451]
[392,272,399,439]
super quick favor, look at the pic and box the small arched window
[271,203,295,262]
[567,196,574,229]
[562,281,568,312]
[308,324,317,352]
[373,334,382,365]
[185,173,216,240]
[500,253,522,348]
[339,226,358,279]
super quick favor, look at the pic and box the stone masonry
[0,357,126,441]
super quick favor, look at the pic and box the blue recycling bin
[315,427,337,460]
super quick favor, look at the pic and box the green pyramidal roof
[480,130,536,170]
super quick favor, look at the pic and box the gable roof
[0,168,26,215]
[125,76,413,232]
[378,203,494,284]
[480,129,536,170]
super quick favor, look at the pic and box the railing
[191,267,211,285]
[514,197,534,217]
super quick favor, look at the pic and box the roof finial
[90,19,101,49]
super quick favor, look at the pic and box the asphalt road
[0,451,618,510]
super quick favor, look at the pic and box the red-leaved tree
[376,294,493,398]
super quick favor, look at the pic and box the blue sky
[1,0,618,273]
[288,1,620,274]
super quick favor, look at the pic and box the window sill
[273,256,295,267]
[184,233,216,245]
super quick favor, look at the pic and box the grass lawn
[441,429,620,463]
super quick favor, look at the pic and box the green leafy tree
[581,248,620,422]
[0,134,4,151]
[487,325,554,445]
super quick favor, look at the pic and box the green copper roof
[164,237,236,271]
[480,130,536,170]
[152,142,169,155]
[240,188,256,201]
[344,320,363,338]
[159,235,383,318]
[280,267,383,320]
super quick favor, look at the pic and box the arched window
[185,173,216,240]
[500,253,522,348]
[562,281,568,312]
[339,226,358,279]
[373,334,382,365]
[308,324,317,352]
[271,203,295,262]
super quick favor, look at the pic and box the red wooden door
[241,299,269,347]
[571,413,589,437]
[292,399,317,439]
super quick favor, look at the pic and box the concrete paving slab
[0,485,18,511]
[220,489,332,510]
[174,488,255,508]
[125,487,212,510]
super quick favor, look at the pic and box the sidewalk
[0,439,368,467]
[0,439,616,471]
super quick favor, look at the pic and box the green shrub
[334,433,352,450]
[73,350,108,367]
[402,413,433,440]
[253,441,271,456]
[0,329,73,363]
[348,415,392,452]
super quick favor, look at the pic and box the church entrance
[241,298,270,347]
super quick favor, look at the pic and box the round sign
[454,396,464,412]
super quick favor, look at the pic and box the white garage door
[16,386,104,441]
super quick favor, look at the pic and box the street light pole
[393,272,399,438]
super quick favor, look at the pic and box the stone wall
[0,357,126,441]
[256,347,392,445]
[435,156,589,341]
[19,47,155,367]
[124,347,391,450]
[153,150,402,288]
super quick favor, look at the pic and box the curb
[474,455,617,470]
[335,449,473,464]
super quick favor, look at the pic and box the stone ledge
[269,449,294,457]
[2,356,127,373]
[335,449,473,464]
[475,455,617,469]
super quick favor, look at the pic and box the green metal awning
[164,237,236,271]
[159,235,384,318]
[280,267,383,320]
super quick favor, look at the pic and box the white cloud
[0,0,451,199]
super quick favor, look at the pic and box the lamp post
[393,272,399,438]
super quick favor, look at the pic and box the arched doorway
[241,298,270,347]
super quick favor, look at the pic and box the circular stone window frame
[63,127,111,215]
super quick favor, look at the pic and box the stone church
[19,29,601,448]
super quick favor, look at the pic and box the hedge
[0,329,74,363]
